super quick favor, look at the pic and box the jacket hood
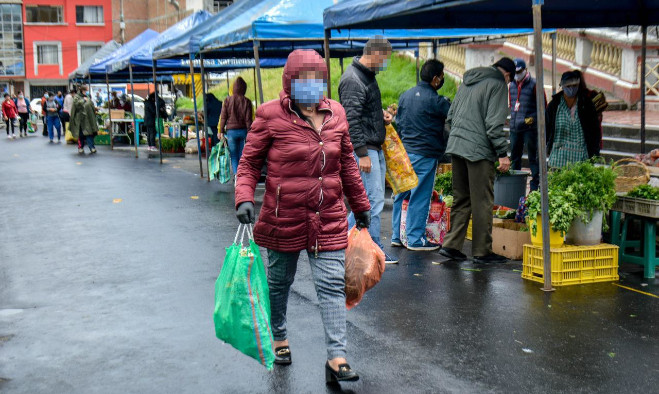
[232,77,247,96]
[463,66,505,86]
[281,49,328,97]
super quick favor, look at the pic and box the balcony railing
[438,45,466,76]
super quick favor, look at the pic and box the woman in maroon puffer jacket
[235,49,370,383]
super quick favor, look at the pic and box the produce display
[159,137,186,153]
[434,171,452,196]
[635,149,659,167]
[626,184,659,200]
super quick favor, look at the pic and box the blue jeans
[267,249,347,360]
[226,129,247,174]
[392,153,439,246]
[46,116,61,140]
[510,129,539,191]
[347,149,386,249]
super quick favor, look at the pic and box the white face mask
[514,70,527,82]
[18,95,24,99]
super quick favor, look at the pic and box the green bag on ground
[209,143,221,181]
[218,138,232,184]
[213,225,275,370]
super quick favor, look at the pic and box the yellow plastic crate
[522,244,619,286]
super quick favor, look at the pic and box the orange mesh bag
[345,227,386,310]
[382,124,418,195]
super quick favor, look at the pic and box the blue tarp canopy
[323,0,659,30]
[199,0,537,57]
[152,0,265,59]
[69,40,121,80]
[88,29,159,77]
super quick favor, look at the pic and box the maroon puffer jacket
[235,50,370,254]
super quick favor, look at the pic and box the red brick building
[22,0,112,98]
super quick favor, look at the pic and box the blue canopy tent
[198,0,538,102]
[323,0,659,288]
[69,40,121,81]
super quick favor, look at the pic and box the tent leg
[106,71,113,151]
[190,54,203,178]
[226,72,230,93]
[641,25,647,153]
[340,57,344,75]
[532,2,553,291]
[129,64,138,159]
[253,41,265,105]
[152,59,162,165]
[253,68,258,107]
[551,32,557,95]
[200,53,210,182]
[415,49,420,84]
[324,29,332,99]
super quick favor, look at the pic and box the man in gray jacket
[340,36,397,264]
[439,58,514,264]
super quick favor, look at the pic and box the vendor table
[610,203,658,279]
[109,118,144,150]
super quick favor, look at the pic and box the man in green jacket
[70,85,99,154]
[439,58,515,264]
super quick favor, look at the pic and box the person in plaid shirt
[545,71,600,168]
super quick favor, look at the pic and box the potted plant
[526,187,580,248]
[157,136,186,157]
[549,161,617,245]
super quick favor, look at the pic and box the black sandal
[274,346,292,365]
[325,361,359,383]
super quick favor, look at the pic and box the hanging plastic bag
[209,143,221,181]
[27,120,35,134]
[218,137,232,184]
[400,191,448,246]
[345,227,386,310]
[381,124,418,195]
[213,224,275,370]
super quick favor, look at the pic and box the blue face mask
[563,86,579,98]
[291,79,326,106]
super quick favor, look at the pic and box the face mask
[44,94,49,99]
[434,77,445,91]
[514,70,527,82]
[291,79,326,107]
[377,58,390,72]
[563,86,579,98]
[18,95,23,99]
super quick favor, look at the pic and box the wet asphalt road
[1,133,658,394]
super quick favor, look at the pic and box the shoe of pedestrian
[11,133,16,139]
[78,148,84,154]
[325,361,359,383]
[7,134,11,139]
[438,247,467,261]
[473,253,508,264]
[274,346,292,365]
[49,139,53,143]
[407,239,441,251]
[90,148,97,154]
[384,252,399,264]
[391,240,403,247]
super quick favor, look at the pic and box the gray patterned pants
[266,249,347,360]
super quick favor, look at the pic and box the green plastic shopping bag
[208,143,221,181]
[218,138,232,184]
[214,224,275,369]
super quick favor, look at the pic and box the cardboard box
[110,109,125,119]
[492,220,531,260]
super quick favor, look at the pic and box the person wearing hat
[439,58,514,264]
[509,58,544,191]
[545,71,600,168]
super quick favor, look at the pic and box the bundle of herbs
[626,184,659,200]
[159,137,186,153]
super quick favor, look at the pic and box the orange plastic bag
[345,227,386,310]
[382,124,418,195]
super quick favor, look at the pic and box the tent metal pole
[200,53,210,182]
[226,72,230,93]
[190,54,204,178]
[253,40,264,105]
[253,68,258,107]
[432,39,438,59]
[152,59,162,165]
[106,71,113,150]
[532,1,553,292]
[641,25,647,153]
[551,32,557,95]
[129,64,138,158]
[340,57,344,75]
[324,29,332,99]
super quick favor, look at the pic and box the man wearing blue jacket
[391,59,451,251]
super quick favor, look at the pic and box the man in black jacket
[339,36,396,264]
[144,92,167,151]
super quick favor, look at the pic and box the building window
[36,44,59,65]
[25,5,63,24]
[76,6,103,25]
[0,4,24,76]
[212,0,234,13]
[79,43,102,65]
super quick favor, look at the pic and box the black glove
[236,202,255,224]
[354,210,371,230]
